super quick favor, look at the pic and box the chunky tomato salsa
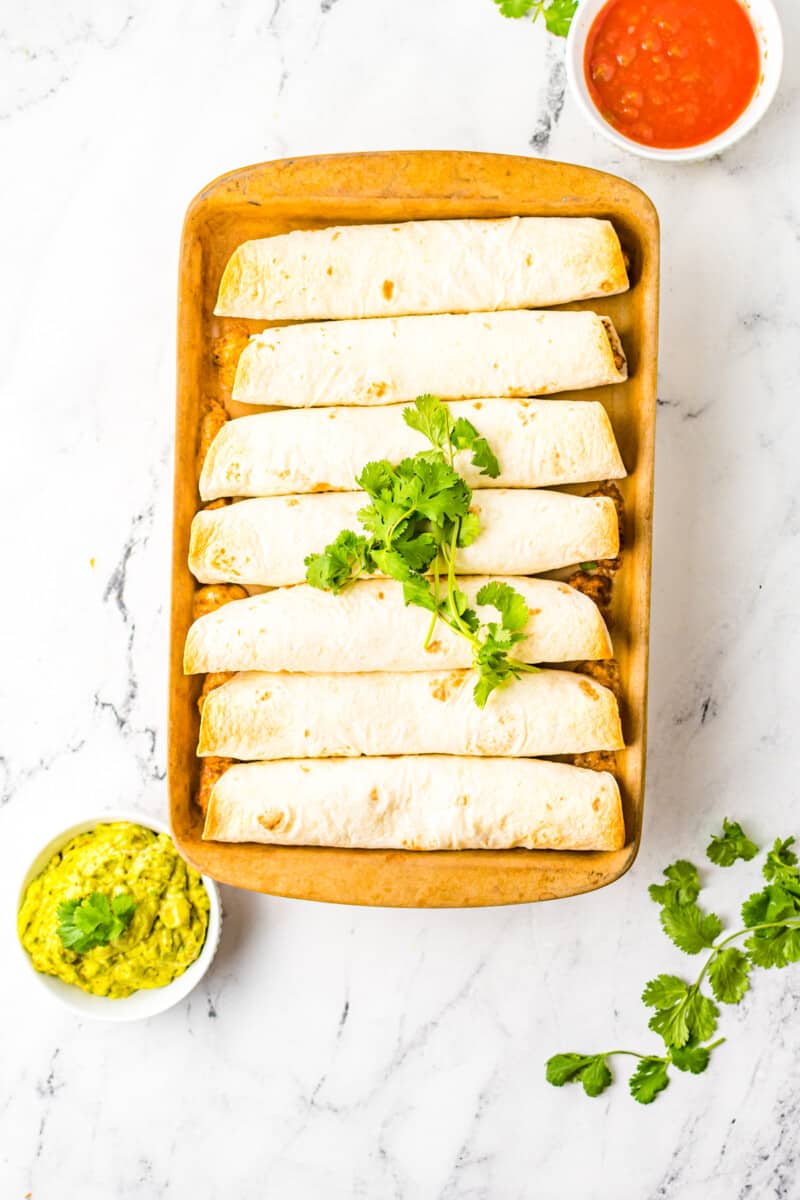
[584,0,761,150]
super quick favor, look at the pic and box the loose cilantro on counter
[304,394,538,708]
[492,0,578,37]
[546,820,800,1103]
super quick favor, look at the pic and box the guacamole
[18,822,210,998]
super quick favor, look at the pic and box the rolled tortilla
[215,217,629,321]
[183,576,613,675]
[199,399,626,501]
[232,310,627,408]
[203,756,625,851]
[188,489,619,587]
[198,668,624,760]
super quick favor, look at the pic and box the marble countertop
[2,1,800,1196]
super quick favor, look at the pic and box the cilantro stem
[695,918,800,991]
[424,558,442,649]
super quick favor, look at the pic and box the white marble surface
[2,0,800,1195]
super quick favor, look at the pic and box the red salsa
[584,0,761,149]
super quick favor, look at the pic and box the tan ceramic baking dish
[169,150,659,907]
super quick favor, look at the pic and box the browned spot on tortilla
[328,412,337,419]
[382,280,394,300]
[430,671,466,702]
[332,232,340,240]
[369,381,388,398]
[377,590,384,599]
[592,797,602,811]
[578,678,600,700]
[525,254,533,266]
[528,607,541,616]
[425,640,442,654]
[472,401,483,410]
[258,810,284,831]
[311,482,331,492]
[258,691,272,702]
[286,498,299,507]
[456,795,469,806]
[326,266,333,275]
[369,788,379,802]
[304,729,310,737]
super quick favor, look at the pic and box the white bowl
[17,810,222,1022]
[566,0,783,162]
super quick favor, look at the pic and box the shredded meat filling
[196,396,229,484]
[196,756,235,816]
[192,583,248,622]
[212,322,250,392]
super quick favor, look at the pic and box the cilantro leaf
[641,974,688,1009]
[707,819,758,867]
[670,1041,712,1074]
[581,1056,613,1097]
[629,1057,670,1105]
[451,417,500,478]
[685,991,719,1042]
[542,0,578,35]
[642,976,716,1050]
[579,561,598,571]
[741,889,771,928]
[476,581,530,632]
[493,0,536,16]
[305,531,368,593]
[708,947,750,1003]
[457,511,481,547]
[402,394,452,453]
[491,0,576,36]
[545,1053,594,1087]
[745,925,800,970]
[646,999,690,1049]
[660,904,722,955]
[545,1053,612,1096]
[371,548,414,582]
[57,892,136,954]
[401,576,438,613]
[648,860,700,908]
[763,837,800,888]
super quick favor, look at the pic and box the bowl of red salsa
[566,0,782,160]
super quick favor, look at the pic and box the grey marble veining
[2,0,800,1196]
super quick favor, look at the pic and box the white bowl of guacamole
[17,811,222,1021]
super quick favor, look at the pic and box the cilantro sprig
[304,395,538,708]
[547,819,800,1103]
[57,892,136,954]
[492,0,578,37]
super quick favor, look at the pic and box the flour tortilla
[198,668,624,760]
[214,217,629,321]
[232,310,627,408]
[183,577,613,675]
[199,399,625,501]
[203,755,625,851]
[188,489,619,587]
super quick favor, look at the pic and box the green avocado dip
[18,822,210,999]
